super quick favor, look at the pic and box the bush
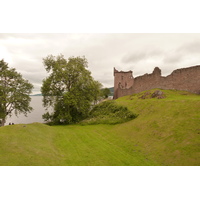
[81,100,138,125]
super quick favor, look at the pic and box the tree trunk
[0,118,6,126]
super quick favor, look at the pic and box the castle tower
[113,68,134,99]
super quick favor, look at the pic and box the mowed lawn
[0,89,199,166]
[0,123,155,166]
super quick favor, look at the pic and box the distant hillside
[30,88,114,97]
[30,94,43,96]
[108,87,114,96]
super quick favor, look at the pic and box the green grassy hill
[0,89,199,166]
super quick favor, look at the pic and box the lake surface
[6,96,48,126]
[5,96,113,126]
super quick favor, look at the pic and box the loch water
[6,96,47,126]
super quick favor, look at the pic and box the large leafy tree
[41,54,102,125]
[0,59,34,126]
[101,88,111,99]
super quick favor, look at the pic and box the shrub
[81,100,138,125]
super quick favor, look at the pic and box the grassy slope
[0,89,199,166]
[115,89,200,166]
[0,123,154,166]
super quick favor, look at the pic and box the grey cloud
[162,41,200,65]
[162,53,183,64]
[20,71,46,84]
[2,33,200,94]
[122,52,147,63]
[178,41,200,54]
[121,49,163,64]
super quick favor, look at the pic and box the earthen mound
[151,90,166,99]
[139,90,166,99]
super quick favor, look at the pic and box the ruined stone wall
[133,67,162,93]
[113,68,134,99]
[114,65,200,99]
[115,87,134,99]
[162,66,200,94]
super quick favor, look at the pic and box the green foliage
[100,88,111,99]
[82,100,137,125]
[0,59,33,126]
[41,55,102,125]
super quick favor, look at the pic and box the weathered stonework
[113,65,200,99]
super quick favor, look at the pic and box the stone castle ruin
[113,65,200,99]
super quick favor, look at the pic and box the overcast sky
[1,33,200,94]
